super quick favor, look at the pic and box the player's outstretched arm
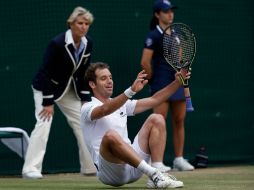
[134,70,190,114]
[90,70,148,120]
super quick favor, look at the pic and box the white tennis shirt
[81,97,137,165]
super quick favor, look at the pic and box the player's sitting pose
[81,62,189,188]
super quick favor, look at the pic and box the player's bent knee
[148,113,166,128]
[103,130,121,145]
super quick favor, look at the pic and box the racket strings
[163,33,180,68]
[178,26,195,67]
[163,24,196,69]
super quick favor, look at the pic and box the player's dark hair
[150,15,159,30]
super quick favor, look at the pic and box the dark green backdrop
[0,0,253,174]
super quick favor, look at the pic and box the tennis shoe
[147,170,183,188]
[173,158,194,171]
[23,171,43,179]
[164,173,184,188]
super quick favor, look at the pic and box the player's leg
[137,113,167,162]
[100,129,142,166]
[170,100,194,171]
[99,129,155,185]
[152,102,171,172]
[132,114,184,188]
[99,129,182,188]
[22,88,52,179]
[56,86,96,174]
[170,100,185,158]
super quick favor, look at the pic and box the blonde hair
[67,6,94,27]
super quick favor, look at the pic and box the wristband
[124,87,136,98]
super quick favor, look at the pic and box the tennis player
[140,0,194,171]
[22,7,96,179]
[80,62,189,188]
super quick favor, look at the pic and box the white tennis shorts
[97,135,150,186]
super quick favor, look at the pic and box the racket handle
[183,80,189,88]
[179,71,189,87]
[183,65,191,87]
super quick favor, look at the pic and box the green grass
[0,165,254,190]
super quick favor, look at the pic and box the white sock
[151,162,164,169]
[137,160,156,177]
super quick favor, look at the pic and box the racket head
[163,23,196,70]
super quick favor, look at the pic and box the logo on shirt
[175,36,180,44]
[145,38,153,47]
[120,111,127,117]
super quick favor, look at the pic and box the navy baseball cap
[153,0,178,12]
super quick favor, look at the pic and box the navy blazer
[32,31,92,106]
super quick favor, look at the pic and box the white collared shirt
[80,97,137,165]
[65,29,87,62]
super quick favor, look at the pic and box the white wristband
[124,87,136,98]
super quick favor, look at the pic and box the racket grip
[183,78,189,88]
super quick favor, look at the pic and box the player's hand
[131,70,148,92]
[181,68,191,80]
[39,105,54,122]
[175,69,191,84]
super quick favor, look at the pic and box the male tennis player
[80,62,190,188]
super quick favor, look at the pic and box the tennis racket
[162,22,196,86]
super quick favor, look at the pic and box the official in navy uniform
[140,0,194,171]
[22,6,96,179]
